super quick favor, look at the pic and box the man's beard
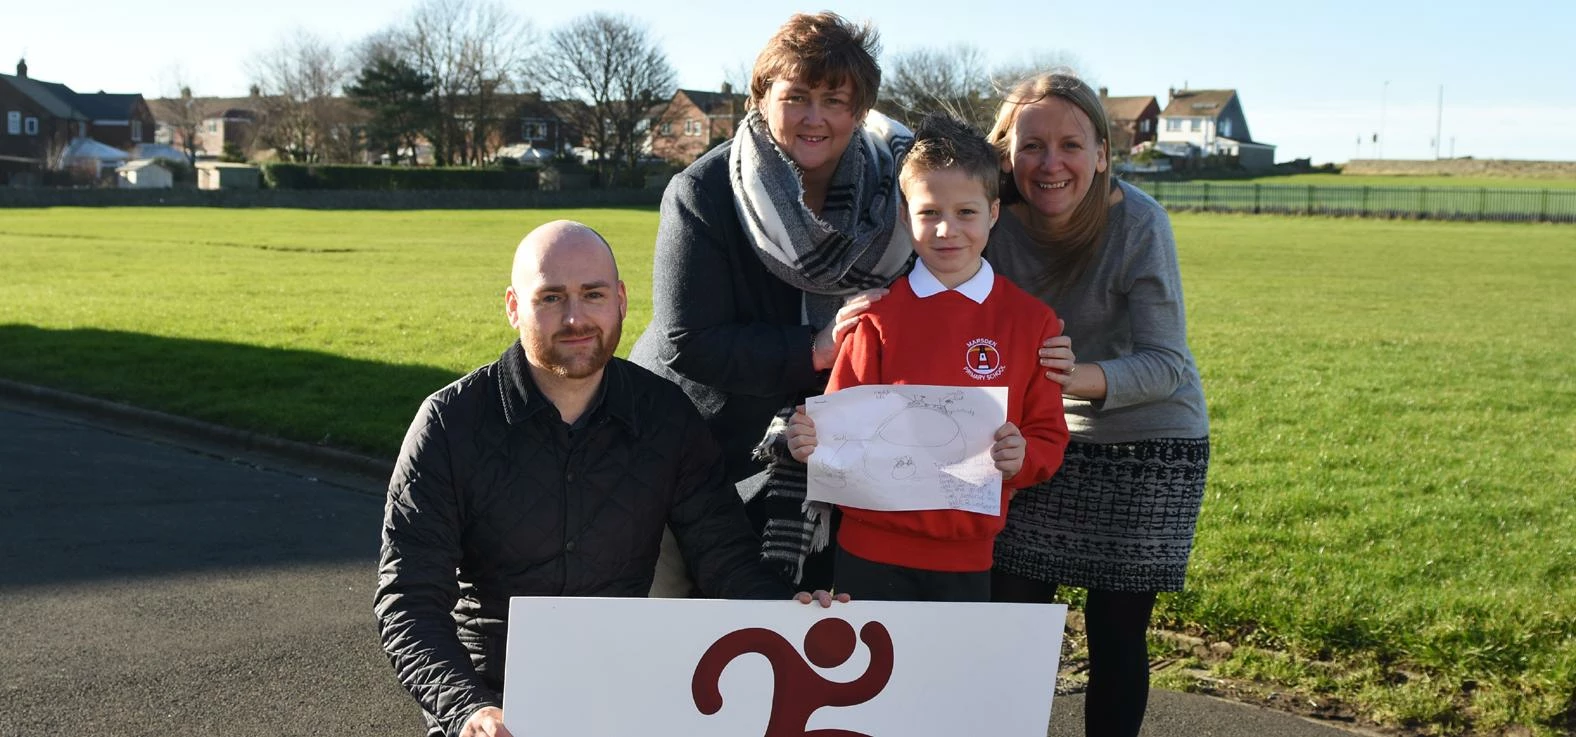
[531,323,621,380]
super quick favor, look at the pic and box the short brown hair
[901,112,999,202]
[749,12,881,117]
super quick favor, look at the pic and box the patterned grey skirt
[994,437,1210,593]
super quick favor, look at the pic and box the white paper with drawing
[805,384,1009,515]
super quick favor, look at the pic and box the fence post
[1479,187,1487,221]
[1361,186,1369,217]
[1253,183,1261,213]
[1419,187,1428,219]
[1306,185,1314,215]
[1202,182,1210,209]
[1541,189,1549,223]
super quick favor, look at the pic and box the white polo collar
[908,258,995,305]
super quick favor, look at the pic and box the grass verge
[2,207,1572,734]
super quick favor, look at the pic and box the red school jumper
[829,259,1070,573]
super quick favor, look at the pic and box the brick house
[0,58,156,184]
[650,85,747,165]
[1098,88,1159,155]
[504,93,583,156]
[152,89,262,160]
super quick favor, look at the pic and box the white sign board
[504,597,1065,737]
[805,384,1009,516]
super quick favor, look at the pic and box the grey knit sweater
[986,180,1208,444]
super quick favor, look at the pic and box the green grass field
[2,207,1573,734]
[1194,173,1576,190]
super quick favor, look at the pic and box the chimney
[249,84,261,97]
[1099,86,1109,98]
[16,58,26,78]
[1168,87,1175,101]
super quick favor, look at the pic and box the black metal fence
[1130,181,1576,223]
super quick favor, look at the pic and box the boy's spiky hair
[900,112,1000,201]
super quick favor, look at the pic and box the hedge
[260,164,540,191]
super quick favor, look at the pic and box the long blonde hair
[987,72,1112,292]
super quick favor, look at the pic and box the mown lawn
[1,207,1572,734]
[1190,172,1576,190]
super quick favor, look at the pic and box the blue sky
[5,0,1571,165]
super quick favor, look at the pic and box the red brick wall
[0,83,58,162]
[651,95,705,164]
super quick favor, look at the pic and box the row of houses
[0,58,747,186]
[2,55,1275,187]
[142,83,748,171]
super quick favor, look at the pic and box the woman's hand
[1037,320,1107,399]
[786,405,817,464]
[1038,319,1076,386]
[812,288,888,371]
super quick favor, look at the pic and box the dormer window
[132,120,143,141]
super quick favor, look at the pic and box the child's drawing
[806,385,1008,515]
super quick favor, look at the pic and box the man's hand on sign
[795,590,852,607]
[460,706,512,737]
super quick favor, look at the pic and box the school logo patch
[964,338,1004,381]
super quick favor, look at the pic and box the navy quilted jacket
[374,343,790,736]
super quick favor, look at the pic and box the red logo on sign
[692,618,895,736]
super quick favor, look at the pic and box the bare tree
[397,0,533,166]
[989,51,1092,97]
[247,31,352,162]
[881,47,1093,133]
[151,63,205,163]
[535,13,676,185]
[881,45,995,131]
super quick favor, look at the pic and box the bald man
[375,221,820,737]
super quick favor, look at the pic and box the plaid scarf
[729,108,914,329]
[730,109,914,585]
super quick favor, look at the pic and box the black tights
[991,570,1158,737]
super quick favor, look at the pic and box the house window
[1189,118,1201,132]
[132,120,143,141]
[685,118,702,136]
[660,122,672,135]
[1165,118,1181,132]
[522,120,547,140]
[1220,119,1233,138]
[206,120,218,133]
[1140,119,1151,133]
[5,111,18,135]
[24,116,38,135]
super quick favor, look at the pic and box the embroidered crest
[964,338,1004,381]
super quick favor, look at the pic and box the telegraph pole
[1434,85,1444,160]
[1379,80,1389,159]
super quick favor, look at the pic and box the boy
[787,113,1069,602]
